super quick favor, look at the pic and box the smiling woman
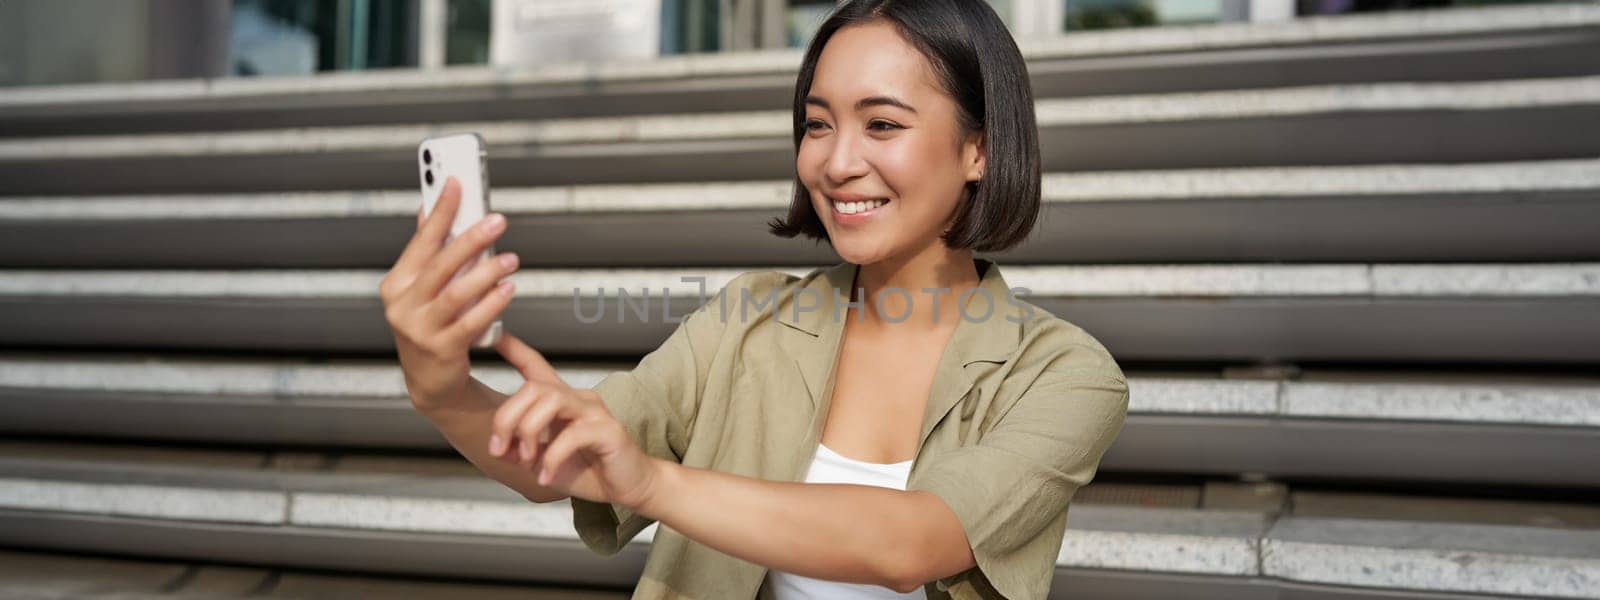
[745,3,1115,599]
[769,0,1041,258]
[389,1,1127,600]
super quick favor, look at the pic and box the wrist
[630,456,680,521]
[413,377,497,418]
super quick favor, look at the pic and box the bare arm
[415,376,570,504]
[634,459,977,593]
[475,330,976,590]
[382,176,569,503]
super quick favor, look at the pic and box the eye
[867,119,902,131]
[804,119,829,132]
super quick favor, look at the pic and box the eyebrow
[805,94,919,114]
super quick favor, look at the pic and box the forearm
[414,377,569,503]
[635,459,924,591]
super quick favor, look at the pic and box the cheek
[795,142,826,210]
[875,137,964,209]
[795,141,825,187]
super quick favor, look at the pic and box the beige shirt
[572,258,1130,600]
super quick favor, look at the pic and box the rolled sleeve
[908,370,1130,599]
[569,274,744,556]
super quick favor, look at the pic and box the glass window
[1065,0,1224,31]
[661,0,722,55]
[230,0,416,76]
[787,0,834,48]
[788,0,1017,48]
[446,0,491,65]
[1296,0,1563,17]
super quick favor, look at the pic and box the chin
[831,242,885,266]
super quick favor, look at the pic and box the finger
[496,442,523,464]
[497,417,559,466]
[494,331,562,385]
[526,418,567,470]
[538,419,597,485]
[409,208,506,304]
[516,390,580,464]
[426,250,517,327]
[443,278,516,349]
[392,177,463,279]
[488,381,545,458]
[505,416,563,471]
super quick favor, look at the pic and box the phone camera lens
[422,149,432,165]
[425,170,435,186]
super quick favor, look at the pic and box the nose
[822,127,870,186]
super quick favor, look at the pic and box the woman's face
[797,21,985,266]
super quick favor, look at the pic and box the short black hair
[766,0,1042,253]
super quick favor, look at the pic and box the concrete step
[3,76,1597,194]
[2,3,1596,136]
[1,355,1596,487]
[0,441,1594,599]
[0,263,1595,362]
[2,159,1595,268]
[0,546,630,599]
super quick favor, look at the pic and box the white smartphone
[418,132,503,348]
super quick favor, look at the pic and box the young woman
[380,1,1129,598]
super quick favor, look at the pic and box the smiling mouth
[831,197,890,215]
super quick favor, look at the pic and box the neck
[850,245,980,330]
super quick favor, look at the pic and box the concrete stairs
[0,3,1597,598]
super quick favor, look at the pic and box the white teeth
[834,198,887,215]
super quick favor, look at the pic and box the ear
[962,129,987,184]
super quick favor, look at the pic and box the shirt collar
[775,258,1025,446]
[779,257,1022,363]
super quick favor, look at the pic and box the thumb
[494,330,563,385]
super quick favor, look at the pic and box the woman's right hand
[380,176,520,411]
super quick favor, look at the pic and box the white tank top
[757,443,929,599]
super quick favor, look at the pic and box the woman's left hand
[488,332,664,512]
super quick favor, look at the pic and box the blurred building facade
[0,0,1563,87]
